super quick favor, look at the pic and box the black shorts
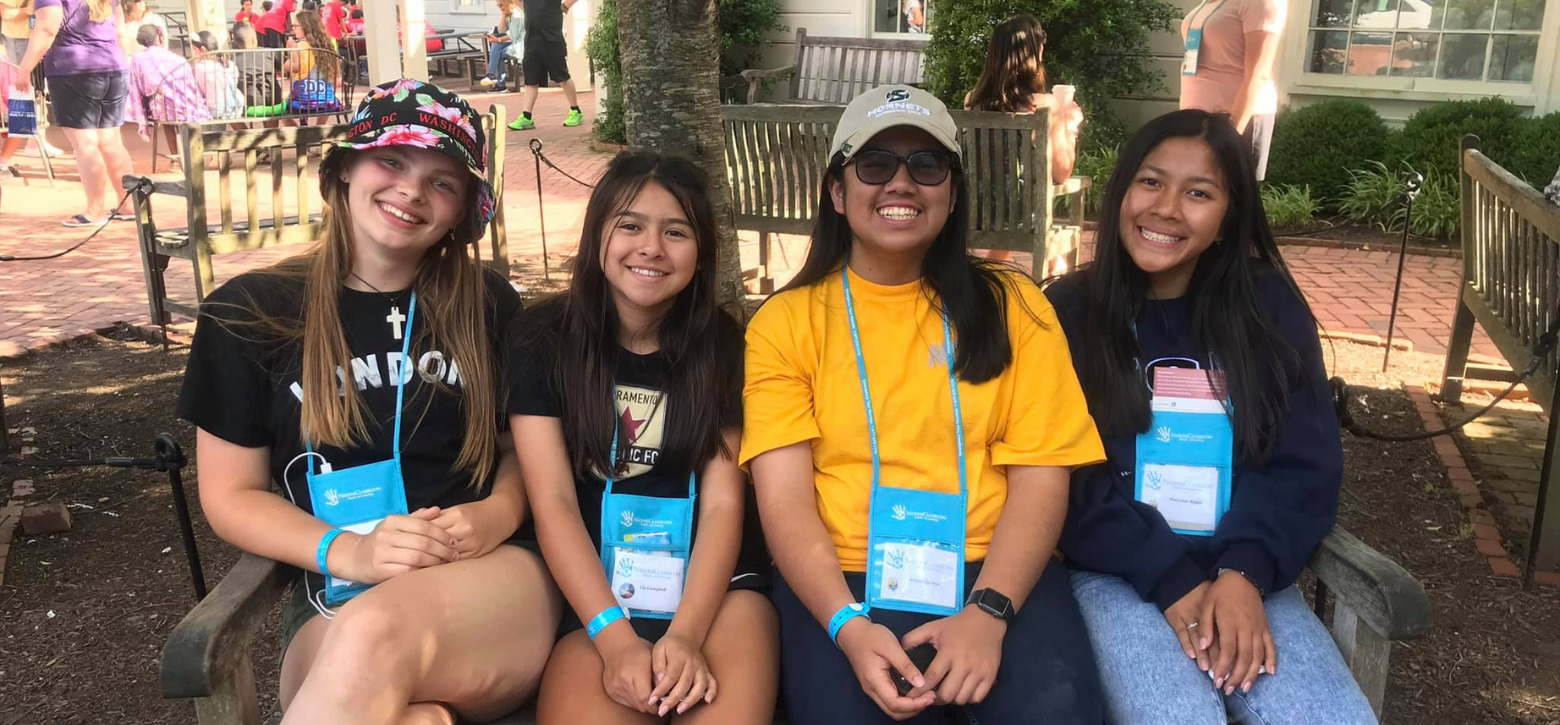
[49,71,128,129]
[554,564,771,643]
[522,38,570,86]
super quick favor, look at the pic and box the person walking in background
[1,0,67,172]
[1177,0,1285,180]
[190,29,242,120]
[477,0,522,93]
[255,0,293,49]
[319,0,346,42]
[963,14,1083,266]
[506,0,580,130]
[126,23,209,167]
[234,0,256,24]
[13,0,136,226]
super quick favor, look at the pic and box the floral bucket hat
[321,79,497,228]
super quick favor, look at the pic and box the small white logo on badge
[322,489,339,507]
[891,504,908,521]
[620,510,635,528]
[1156,426,1174,443]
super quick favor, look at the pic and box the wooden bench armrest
[1310,527,1430,641]
[1053,175,1091,196]
[124,174,190,200]
[161,553,292,701]
[741,66,797,104]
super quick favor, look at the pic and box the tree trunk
[616,0,745,303]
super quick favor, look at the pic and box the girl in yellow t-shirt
[740,84,1108,724]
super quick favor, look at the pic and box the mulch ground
[2,332,1559,724]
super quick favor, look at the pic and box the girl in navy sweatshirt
[1045,109,1377,725]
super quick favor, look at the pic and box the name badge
[309,457,410,601]
[1135,366,1233,536]
[1182,29,1203,76]
[877,540,960,609]
[610,548,685,615]
[867,485,965,614]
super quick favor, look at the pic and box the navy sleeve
[1045,274,1210,611]
[1211,276,1341,595]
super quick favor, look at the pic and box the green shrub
[1261,184,1322,230]
[1338,161,1403,230]
[1394,170,1459,239]
[1072,143,1119,216]
[719,0,786,78]
[1508,112,1560,188]
[1265,100,1390,202]
[922,0,1180,157]
[1389,98,1525,184]
[585,0,625,144]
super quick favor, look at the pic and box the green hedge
[1265,100,1390,202]
[1389,97,1526,185]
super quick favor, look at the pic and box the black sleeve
[484,268,524,430]
[176,277,280,448]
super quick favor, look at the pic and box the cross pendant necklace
[351,272,408,340]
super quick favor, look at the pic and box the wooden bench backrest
[721,103,1052,251]
[1453,138,1560,409]
[178,109,508,266]
[789,28,927,104]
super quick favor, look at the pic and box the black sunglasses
[848,149,952,186]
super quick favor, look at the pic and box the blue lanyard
[604,398,696,498]
[840,269,968,497]
[306,291,418,464]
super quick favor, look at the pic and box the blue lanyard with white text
[1182,0,1227,76]
[844,269,970,615]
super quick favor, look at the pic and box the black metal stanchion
[1382,172,1424,373]
[530,138,551,280]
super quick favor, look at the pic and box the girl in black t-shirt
[178,80,560,724]
[510,151,779,724]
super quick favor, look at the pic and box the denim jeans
[486,41,511,81]
[775,560,1104,725]
[1070,570,1377,725]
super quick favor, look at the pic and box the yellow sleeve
[990,280,1107,468]
[738,294,820,467]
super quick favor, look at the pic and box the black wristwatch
[965,588,1014,621]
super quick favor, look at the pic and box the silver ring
[1186,621,1200,630]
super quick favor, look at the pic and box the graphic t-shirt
[508,310,744,550]
[178,267,523,518]
[740,268,1107,571]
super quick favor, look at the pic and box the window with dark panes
[875,0,929,35]
[1305,0,1545,82]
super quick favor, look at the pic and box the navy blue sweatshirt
[1044,268,1341,611]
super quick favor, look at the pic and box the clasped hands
[1163,571,1278,697]
[326,500,510,584]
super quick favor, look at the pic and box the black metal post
[1526,381,1560,586]
[1382,173,1424,373]
[155,433,206,600]
[530,138,550,280]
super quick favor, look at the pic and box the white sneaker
[477,76,498,88]
[39,141,66,157]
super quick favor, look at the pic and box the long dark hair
[525,151,737,480]
[1081,109,1307,464]
[782,147,1023,384]
[967,14,1047,113]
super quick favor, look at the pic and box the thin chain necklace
[350,271,407,302]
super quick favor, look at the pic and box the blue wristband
[828,602,871,646]
[316,528,346,580]
[587,605,628,639]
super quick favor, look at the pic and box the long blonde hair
[222,151,501,487]
[88,0,114,23]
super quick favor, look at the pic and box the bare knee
[318,598,418,678]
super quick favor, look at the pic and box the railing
[183,47,358,122]
[1442,134,1560,575]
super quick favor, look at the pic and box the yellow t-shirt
[739,267,1106,572]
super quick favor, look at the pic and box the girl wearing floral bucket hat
[178,79,562,724]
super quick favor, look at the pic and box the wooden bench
[1442,134,1560,574]
[157,526,1426,724]
[722,102,1088,292]
[740,28,925,105]
[125,109,511,327]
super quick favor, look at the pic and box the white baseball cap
[830,84,962,163]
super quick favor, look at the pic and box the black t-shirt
[178,268,523,517]
[507,311,744,550]
[523,0,565,43]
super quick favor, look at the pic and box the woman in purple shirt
[12,0,135,226]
